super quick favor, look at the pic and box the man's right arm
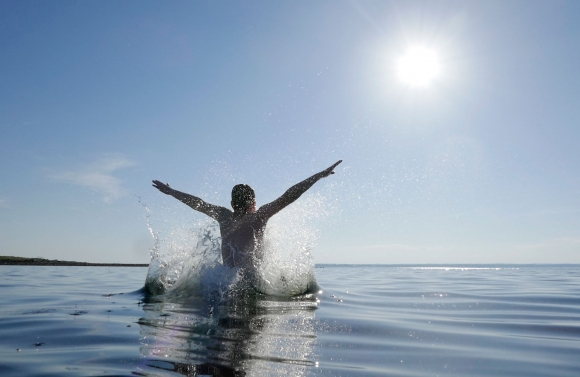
[258,160,342,219]
[152,180,229,220]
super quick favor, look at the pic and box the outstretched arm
[258,160,342,219]
[152,180,229,220]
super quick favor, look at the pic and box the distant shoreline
[0,256,148,267]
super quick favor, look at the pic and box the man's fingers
[152,180,167,190]
[321,160,342,176]
[327,160,342,173]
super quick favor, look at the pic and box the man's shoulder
[213,207,233,221]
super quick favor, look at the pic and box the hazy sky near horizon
[1,0,579,264]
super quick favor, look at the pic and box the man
[152,160,342,269]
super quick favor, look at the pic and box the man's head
[231,184,256,213]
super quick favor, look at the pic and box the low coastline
[0,255,148,267]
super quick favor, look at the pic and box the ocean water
[1,264,579,376]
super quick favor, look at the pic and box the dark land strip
[0,256,148,267]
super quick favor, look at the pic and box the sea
[1,264,579,377]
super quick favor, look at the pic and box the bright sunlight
[397,46,441,87]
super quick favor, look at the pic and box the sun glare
[397,46,440,87]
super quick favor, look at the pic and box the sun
[397,46,440,87]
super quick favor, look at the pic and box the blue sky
[1,0,579,264]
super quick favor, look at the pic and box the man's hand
[320,160,342,178]
[152,180,174,195]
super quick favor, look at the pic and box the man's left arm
[152,180,229,220]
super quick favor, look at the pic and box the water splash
[144,216,235,298]
[142,192,333,298]
[252,194,326,296]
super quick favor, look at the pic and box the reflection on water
[136,291,318,376]
[138,200,323,376]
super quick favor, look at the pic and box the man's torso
[218,212,268,268]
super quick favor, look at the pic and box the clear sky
[1,0,579,264]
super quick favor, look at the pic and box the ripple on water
[2,265,580,376]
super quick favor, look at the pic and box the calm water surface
[1,265,579,376]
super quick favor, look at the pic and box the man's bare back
[152,160,341,269]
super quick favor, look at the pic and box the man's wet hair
[231,184,255,212]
